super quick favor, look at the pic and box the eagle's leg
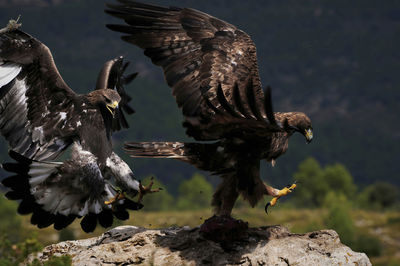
[138,176,162,203]
[200,177,248,243]
[264,182,297,213]
[211,177,239,216]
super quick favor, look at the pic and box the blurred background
[0,0,399,265]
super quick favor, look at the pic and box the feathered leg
[202,174,248,243]
[211,175,239,216]
[263,181,297,213]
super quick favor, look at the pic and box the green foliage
[0,234,43,265]
[58,229,75,242]
[323,192,382,257]
[324,164,357,200]
[357,182,398,210]
[293,157,357,207]
[352,232,382,258]
[140,176,174,211]
[293,157,327,207]
[176,173,213,210]
[30,255,72,266]
[0,195,22,243]
[323,192,355,245]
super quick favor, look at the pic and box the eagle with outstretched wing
[106,1,313,220]
[0,24,150,233]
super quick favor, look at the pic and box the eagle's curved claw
[265,202,271,214]
[265,182,297,214]
[138,176,163,203]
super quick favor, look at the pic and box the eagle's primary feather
[0,27,141,232]
[107,0,314,216]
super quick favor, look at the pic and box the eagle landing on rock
[106,0,313,227]
[0,24,156,233]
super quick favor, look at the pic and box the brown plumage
[0,27,142,232]
[107,1,313,216]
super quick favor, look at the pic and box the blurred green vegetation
[0,233,71,265]
[0,195,22,243]
[30,256,72,266]
[140,176,174,211]
[293,157,357,207]
[176,173,214,210]
[357,182,399,210]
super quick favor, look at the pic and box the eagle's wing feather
[2,143,142,233]
[106,1,269,132]
[0,29,78,160]
[185,81,283,140]
[95,56,137,132]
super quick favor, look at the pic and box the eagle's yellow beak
[305,128,313,143]
[106,101,119,117]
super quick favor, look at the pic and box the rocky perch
[28,225,371,265]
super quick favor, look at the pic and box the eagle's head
[87,89,121,117]
[281,112,313,143]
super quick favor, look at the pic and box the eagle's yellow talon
[269,197,278,207]
[104,192,125,205]
[277,183,297,197]
[138,176,162,203]
[265,183,297,213]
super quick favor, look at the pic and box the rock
[27,225,371,266]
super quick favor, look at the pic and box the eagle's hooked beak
[106,101,119,117]
[305,128,313,143]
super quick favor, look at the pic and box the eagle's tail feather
[2,150,142,233]
[2,150,66,229]
[124,141,187,159]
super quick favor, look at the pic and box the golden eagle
[106,1,313,219]
[0,24,148,233]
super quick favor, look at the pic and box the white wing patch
[29,161,60,188]
[0,62,21,88]
[106,152,140,192]
[59,112,67,120]
[32,126,45,145]
[30,142,114,216]
[0,73,67,160]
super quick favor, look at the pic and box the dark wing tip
[80,213,98,233]
[105,24,133,34]
[245,78,264,122]
[113,206,130,220]
[54,214,76,230]
[123,198,143,210]
[98,209,114,228]
[264,85,277,126]
[8,149,32,165]
[123,72,138,85]
[96,56,138,131]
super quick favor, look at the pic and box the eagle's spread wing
[2,144,142,233]
[184,82,283,140]
[0,27,143,232]
[106,1,280,140]
[95,56,138,131]
[0,29,78,160]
